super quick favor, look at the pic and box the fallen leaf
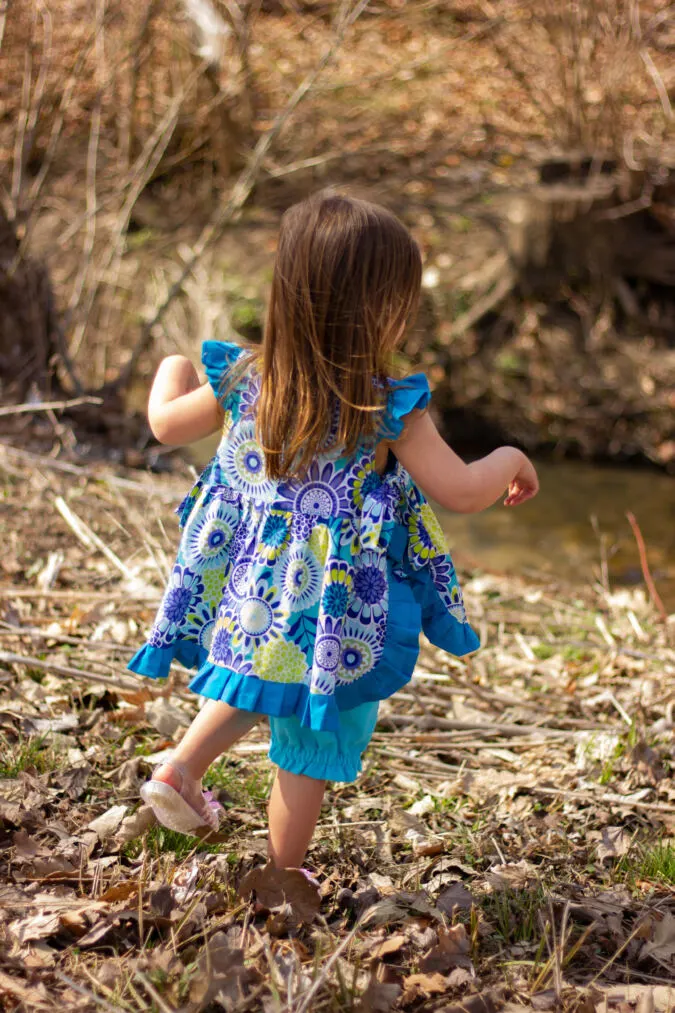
[238,863,320,923]
[370,933,408,959]
[9,910,63,944]
[99,881,139,903]
[356,974,402,1013]
[589,826,631,861]
[113,804,156,846]
[144,697,192,736]
[442,992,500,1013]
[402,971,449,1003]
[12,830,40,859]
[187,931,261,1012]
[419,924,472,973]
[639,912,675,967]
[361,891,441,929]
[437,881,475,914]
[484,860,539,892]
[88,804,129,840]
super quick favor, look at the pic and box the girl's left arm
[148,355,224,445]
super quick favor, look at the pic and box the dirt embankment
[1,2,674,468]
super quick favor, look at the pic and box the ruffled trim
[405,563,481,657]
[128,640,205,679]
[380,374,431,440]
[201,340,245,396]
[191,666,342,731]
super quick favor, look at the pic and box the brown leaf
[370,933,408,959]
[186,932,261,1012]
[402,971,449,1003]
[50,764,91,798]
[150,884,176,918]
[9,910,62,944]
[113,757,143,792]
[361,891,441,929]
[631,741,664,784]
[639,912,675,967]
[12,830,41,859]
[589,826,631,862]
[99,881,139,903]
[484,860,539,892]
[238,863,320,923]
[442,991,500,1013]
[437,881,475,914]
[419,924,472,973]
[0,797,24,826]
[88,804,129,840]
[356,975,402,1013]
[112,804,156,846]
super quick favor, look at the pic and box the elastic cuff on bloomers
[268,700,380,782]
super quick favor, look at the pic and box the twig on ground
[0,396,103,417]
[626,511,668,624]
[0,650,140,690]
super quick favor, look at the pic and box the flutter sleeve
[201,340,245,397]
[380,373,431,440]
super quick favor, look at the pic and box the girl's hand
[504,456,539,507]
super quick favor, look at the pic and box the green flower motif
[252,639,308,683]
[202,567,228,605]
[308,524,330,565]
[409,503,447,562]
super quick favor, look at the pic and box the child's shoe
[140,759,222,834]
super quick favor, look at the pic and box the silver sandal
[140,760,222,834]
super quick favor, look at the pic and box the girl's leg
[152,700,260,819]
[267,768,326,869]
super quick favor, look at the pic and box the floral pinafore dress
[128,341,479,732]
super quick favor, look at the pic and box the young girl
[128,192,538,873]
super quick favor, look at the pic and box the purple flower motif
[277,460,352,518]
[313,614,343,675]
[209,626,256,676]
[185,600,218,651]
[348,551,388,624]
[238,374,260,417]
[150,565,204,645]
[428,555,455,596]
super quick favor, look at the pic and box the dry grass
[1,0,673,396]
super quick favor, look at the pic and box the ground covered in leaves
[1,443,674,1013]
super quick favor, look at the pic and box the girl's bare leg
[152,700,260,817]
[267,768,326,868]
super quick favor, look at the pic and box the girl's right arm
[148,355,224,446]
[391,410,538,513]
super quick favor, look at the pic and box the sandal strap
[152,758,189,790]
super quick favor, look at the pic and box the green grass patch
[619,841,675,886]
[0,733,61,778]
[124,824,223,861]
[481,885,547,945]
[207,760,273,805]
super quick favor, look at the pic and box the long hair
[229,192,422,480]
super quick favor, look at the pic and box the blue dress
[128,341,479,732]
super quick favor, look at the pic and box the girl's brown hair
[232,192,421,480]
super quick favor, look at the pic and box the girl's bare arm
[391,410,538,513]
[148,355,224,446]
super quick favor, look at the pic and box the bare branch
[113,0,373,391]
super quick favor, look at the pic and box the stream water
[188,433,675,611]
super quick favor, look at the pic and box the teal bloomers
[268,700,380,783]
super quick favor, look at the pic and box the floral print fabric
[131,341,477,728]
